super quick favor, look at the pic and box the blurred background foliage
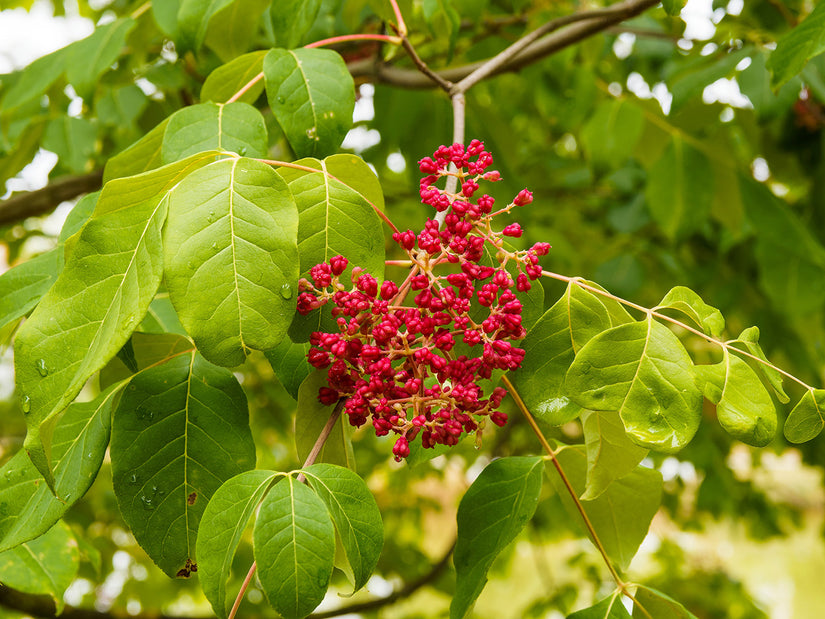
[1,0,825,617]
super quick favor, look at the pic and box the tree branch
[0,170,102,227]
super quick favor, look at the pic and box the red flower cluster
[297,141,549,460]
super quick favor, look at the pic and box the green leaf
[152,0,182,37]
[66,18,136,99]
[270,0,322,48]
[15,152,218,489]
[581,410,648,500]
[177,0,234,51]
[111,352,256,577]
[631,585,698,618]
[164,157,299,366]
[0,383,120,552]
[451,456,543,619]
[253,475,336,619]
[568,593,631,618]
[265,337,311,400]
[302,464,383,591]
[513,280,632,426]
[654,286,725,338]
[645,137,714,241]
[0,46,67,113]
[138,295,188,336]
[201,51,266,104]
[322,153,386,211]
[296,370,355,469]
[0,249,61,331]
[784,389,825,443]
[97,84,147,128]
[661,0,686,16]
[729,326,790,403]
[197,470,281,618]
[564,317,703,453]
[0,119,45,188]
[0,521,79,613]
[739,51,802,120]
[264,48,355,158]
[59,191,99,245]
[104,118,169,183]
[99,332,194,389]
[205,0,272,61]
[767,2,825,89]
[42,116,97,174]
[580,99,644,169]
[700,350,776,447]
[548,446,662,571]
[161,102,268,164]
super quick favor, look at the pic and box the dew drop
[305,126,318,140]
[238,147,247,156]
[279,283,293,299]
[4,470,13,480]
[141,496,155,510]
[211,242,217,250]
[35,358,48,377]
[86,452,93,459]
[187,261,195,270]
[21,395,31,414]
[276,95,285,104]
[128,473,139,485]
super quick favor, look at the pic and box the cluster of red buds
[297,141,550,460]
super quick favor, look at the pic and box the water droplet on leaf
[141,496,155,510]
[306,126,318,140]
[21,395,31,414]
[238,147,247,156]
[129,473,139,485]
[276,95,285,104]
[279,283,293,299]
[35,358,48,377]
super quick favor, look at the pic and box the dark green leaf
[451,456,543,619]
[632,585,698,618]
[264,48,355,158]
[296,370,355,469]
[655,286,725,338]
[265,337,311,400]
[177,0,234,51]
[138,295,188,336]
[205,0,271,61]
[767,2,825,89]
[784,389,825,443]
[201,51,266,104]
[99,332,193,389]
[581,410,648,500]
[270,0,321,48]
[568,593,631,618]
[254,475,336,619]
[111,352,256,577]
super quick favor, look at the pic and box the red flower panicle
[297,141,549,461]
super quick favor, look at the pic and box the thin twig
[226,72,263,104]
[398,34,454,92]
[0,170,103,226]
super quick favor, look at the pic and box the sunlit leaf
[728,326,790,403]
[201,51,266,104]
[205,0,271,61]
[784,388,825,443]
[0,249,61,331]
[655,286,725,338]
[103,118,170,183]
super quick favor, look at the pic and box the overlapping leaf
[204,0,272,61]
[564,317,703,453]
[201,51,266,104]
[164,157,298,366]
[104,118,170,183]
[265,337,311,400]
[451,456,543,619]
[581,410,648,500]
[729,326,789,403]
[110,351,256,577]
[15,152,218,488]
[0,46,67,114]
[253,475,336,619]
[264,48,355,158]
[177,0,234,51]
[296,370,355,469]
[98,332,194,389]
[0,248,61,331]
[198,470,281,618]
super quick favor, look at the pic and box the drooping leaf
[296,370,355,469]
[265,337,311,400]
[269,0,321,48]
[564,317,703,453]
[0,521,79,613]
[728,326,790,403]
[15,152,218,489]
[197,470,281,618]
[302,464,383,592]
[201,51,266,104]
[264,48,355,158]
[581,410,648,500]
[580,99,644,169]
[767,2,825,90]
[65,18,136,99]
[0,382,121,552]
[103,118,169,183]
[0,249,61,331]
[699,350,776,447]
[111,352,255,577]
[161,102,268,164]
[784,389,825,443]
[205,0,272,61]
[568,593,631,618]
[177,0,234,51]
[451,456,543,619]
[548,446,662,571]
[631,585,698,618]
[253,475,336,619]
[645,137,714,241]
[655,286,725,338]
[164,157,299,366]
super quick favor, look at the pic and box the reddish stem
[305,33,401,48]
[226,72,264,104]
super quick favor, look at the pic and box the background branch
[0,170,102,227]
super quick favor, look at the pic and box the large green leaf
[568,593,631,618]
[0,521,79,613]
[631,585,698,618]
[164,157,299,366]
[270,0,321,48]
[564,317,703,453]
[645,137,713,241]
[296,370,355,469]
[767,2,825,89]
[0,383,120,552]
[65,18,136,99]
[15,152,218,489]
[784,389,825,443]
[265,337,311,400]
[302,464,383,592]
[654,286,725,338]
[548,446,662,571]
[161,102,268,164]
[451,456,543,619]
[201,51,266,104]
[264,48,355,158]
[0,248,61,331]
[111,352,255,577]
[699,350,776,447]
[581,410,648,500]
[253,475,336,619]
[205,0,272,61]
[197,470,281,618]
[103,118,169,183]
[177,0,234,50]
